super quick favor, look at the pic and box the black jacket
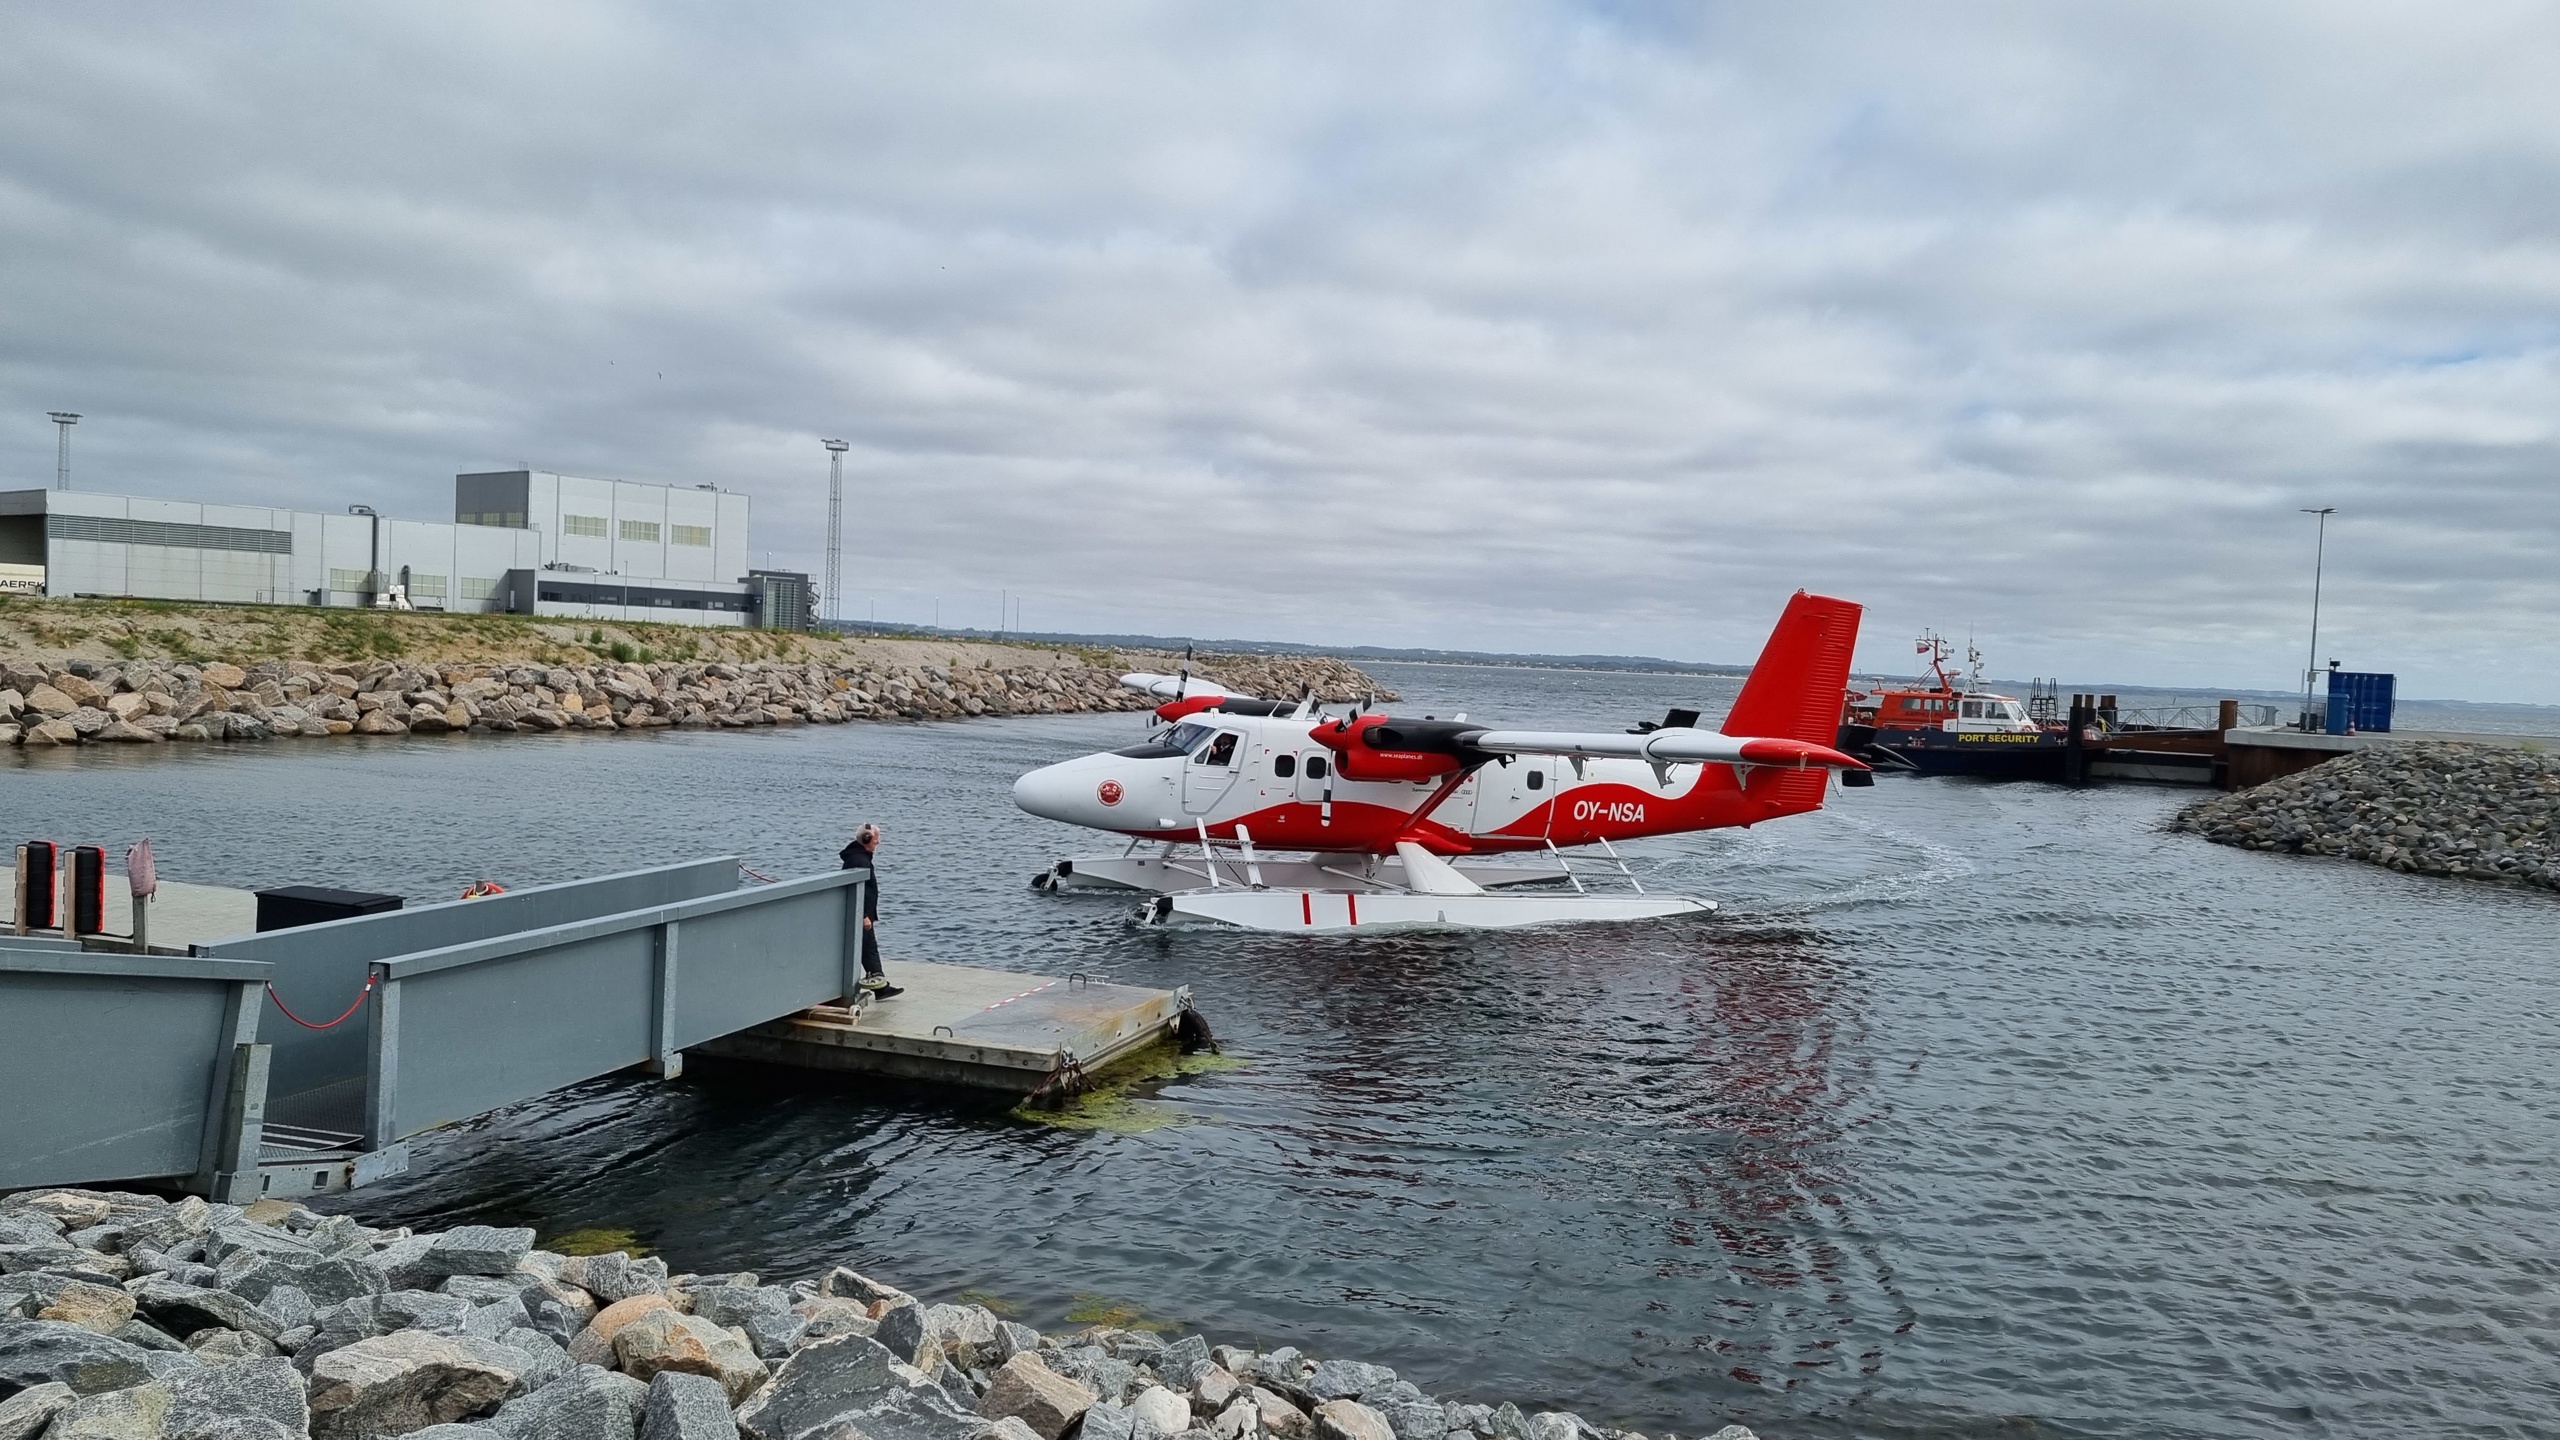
[840,840,878,921]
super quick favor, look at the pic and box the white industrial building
[0,468,795,627]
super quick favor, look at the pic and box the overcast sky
[5,4,2557,700]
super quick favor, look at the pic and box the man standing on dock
[840,824,902,999]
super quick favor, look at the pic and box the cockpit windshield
[1111,721,1218,760]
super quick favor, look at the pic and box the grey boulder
[689,1285,803,1360]
[637,1372,735,1440]
[487,1366,650,1440]
[1304,1364,1395,1404]
[559,1254,666,1305]
[734,1335,983,1440]
[1380,1402,1447,1440]
[110,1321,189,1355]
[368,1236,444,1293]
[0,1216,65,1249]
[426,1228,536,1280]
[0,1383,75,1440]
[0,1319,159,1395]
[1080,1402,1136,1440]
[306,1331,524,1439]
[219,1250,383,1309]
[46,1355,308,1440]
[1156,1337,1212,1388]
[131,1280,282,1343]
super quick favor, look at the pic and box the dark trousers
[861,925,882,978]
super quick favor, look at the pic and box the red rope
[740,865,779,884]
[265,973,377,1030]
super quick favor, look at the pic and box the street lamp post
[821,439,849,631]
[47,413,79,490]
[2300,507,2337,730]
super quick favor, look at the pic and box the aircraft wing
[1121,672,1245,701]
[1468,726,1866,770]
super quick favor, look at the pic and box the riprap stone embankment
[0,1187,1762,1440]
[0,651,1390,749]
[2172,742,2558,890]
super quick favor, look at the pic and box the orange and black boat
[1838,635,2072,780]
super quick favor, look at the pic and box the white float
[1132,841,1715,933]
[1035,845,1570,895]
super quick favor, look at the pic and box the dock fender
[1175,1001,1220,1055]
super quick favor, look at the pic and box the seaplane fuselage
[1011,708,1838,855]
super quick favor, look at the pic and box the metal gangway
[1,858,869,1202]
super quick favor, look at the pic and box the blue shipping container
[2325,670,2395,734]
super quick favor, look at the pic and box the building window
[329,568,373,591]
[458,512,526,528]
[670,524,712,547]
[563,514,608,538]
[407,573,448,598]
[620,519,661,543]
[459,576,500,600]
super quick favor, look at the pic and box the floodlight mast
[821,439,849,629]
[2300,507,2337,729]
[47,413,79,490]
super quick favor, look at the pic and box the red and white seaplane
[1011,592,1869,931]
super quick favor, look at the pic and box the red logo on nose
[1096,780,1124,806]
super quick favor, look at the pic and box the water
[7,662,2557,1439]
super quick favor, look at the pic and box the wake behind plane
[1012,592,1868,931]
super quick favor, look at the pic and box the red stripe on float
[1301,892,1312,926]
[1348,893,1359,926]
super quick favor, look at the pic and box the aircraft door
[1293,751,1332,806]
[1183,730,1244,814]
[1492,757,1556,830]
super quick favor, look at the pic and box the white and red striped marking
[978,979,1063,1012]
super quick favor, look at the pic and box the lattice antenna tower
[821,439,850,628]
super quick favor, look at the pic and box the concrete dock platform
[698,961,1191,1097]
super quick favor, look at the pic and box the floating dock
[2,856,1197,1202]
[700,962,1190,1097]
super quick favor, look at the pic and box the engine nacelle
[1307,714,1463,784]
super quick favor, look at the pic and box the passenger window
[1305,755,1329,779]
[1273,754,1296,778]
[1526,770,1544,791]
[1960,701,1983,719]
[1200,733,1239,767]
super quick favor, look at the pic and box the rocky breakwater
[2173,741,2559,890]
[0,1188,1762,1440]
[0,652,1387,749]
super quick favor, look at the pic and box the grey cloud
[3,2,2557,699]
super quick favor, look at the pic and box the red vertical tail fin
[1723,591,1863,815]
[1723,591,1864,745]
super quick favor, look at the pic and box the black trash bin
[254,885,404,932]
